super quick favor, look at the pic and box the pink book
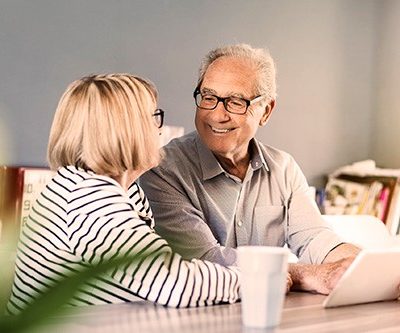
[377,187,390,222]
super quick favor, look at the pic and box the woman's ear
[259,100,275,126]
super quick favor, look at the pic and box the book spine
[19,169,55,226]
[0,166,24,248]
[388,184,400,235]
[0,167,55,243]
[376,187,390,222]
[0,167,24,227]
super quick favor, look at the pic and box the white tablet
[323,248,400,308]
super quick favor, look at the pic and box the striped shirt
[7,166,240,314]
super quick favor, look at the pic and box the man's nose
[212,101,231,120]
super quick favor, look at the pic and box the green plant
[0,228,146,333]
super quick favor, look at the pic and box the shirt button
[237,220,243,227]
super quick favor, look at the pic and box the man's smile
[210,125,235,134]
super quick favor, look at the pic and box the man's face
[195,56,272,162]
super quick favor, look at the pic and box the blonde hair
[47,73,160,177]
[198,43,277,102]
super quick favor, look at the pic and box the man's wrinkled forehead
[200,57,259,97]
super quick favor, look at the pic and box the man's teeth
[211,127,231,133]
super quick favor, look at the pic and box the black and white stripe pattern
[7,166,240,314]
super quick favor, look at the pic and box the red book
[376,187,390,222]
[0,166,55,245]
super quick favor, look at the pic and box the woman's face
[151,99,162,146]
[121,106,162,188]
[120,100,162,187]
[146,101,163,169]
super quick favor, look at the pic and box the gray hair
[197,43,277,101]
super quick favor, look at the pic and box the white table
[47,292,400,333]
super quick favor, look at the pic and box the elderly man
[141,44,359,294]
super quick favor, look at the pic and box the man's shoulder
[255,139,296,167]
[255,140,307,188]
[162,130,198,160]
[152,131,201,176]
[163,131,197,154]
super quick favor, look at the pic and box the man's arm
[279,156,363,293]
[323,243,361,262]
[289,243,361,294]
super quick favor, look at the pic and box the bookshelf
[0,166,55,244]
[322,163,400,235]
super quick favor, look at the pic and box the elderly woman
[7,74,240,314]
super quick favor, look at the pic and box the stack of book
[0,166,55,244]
[323,161,400,235]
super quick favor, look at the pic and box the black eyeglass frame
[153,108,165,128]
[193,88,265,115]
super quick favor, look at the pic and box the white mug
[238,246,289,328]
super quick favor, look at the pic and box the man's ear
[259,99,275,126]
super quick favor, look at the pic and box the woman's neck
[113,169,144,191]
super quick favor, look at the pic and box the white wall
[253,1,378,186]
[371,0,400,168]
[0,0,389,187]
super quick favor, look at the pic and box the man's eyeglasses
[153,109,165,128]
[193,88,265,115]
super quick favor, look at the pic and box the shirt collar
[195,133,224,181]
[250,138,269,171]
[195,132,269,181]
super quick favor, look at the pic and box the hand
[311,257,355,294]
[289,256,356,295]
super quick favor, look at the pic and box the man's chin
[208,145,236,159]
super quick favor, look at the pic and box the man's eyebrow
[229,92,247,99]
[201,87,247,99]
[201,87,217,95]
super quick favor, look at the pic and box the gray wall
[0,0,395,187]
[371,0,400,168]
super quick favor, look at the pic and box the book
[357,181,383,216]
[324,161,400,235]
[332,174,398,223]
[385,183,400,235]
[19,168,55,227]
[0,167,23,229]
[376,187,391,222]
[0,166,55,244]
[324,178,371,215]
[324,170,400,235]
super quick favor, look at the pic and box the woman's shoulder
[55,166,128,212]
[57,166,122,192]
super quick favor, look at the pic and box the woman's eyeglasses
[153,109,165,129]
